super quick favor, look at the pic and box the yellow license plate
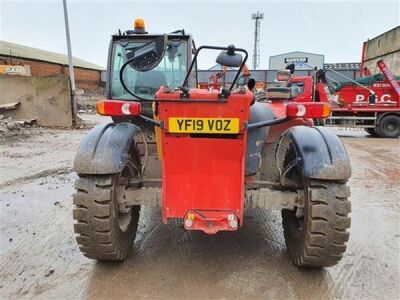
[168,117,240,134]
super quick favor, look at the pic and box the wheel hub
[386,122,395,132]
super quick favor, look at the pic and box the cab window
[288,81,305,97]
[110,39,188,100]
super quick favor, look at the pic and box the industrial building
[0,40,104,89]
[269,51,324,70]
[361,26,400,75]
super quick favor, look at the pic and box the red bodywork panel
[333,60,399,112]
[289,74,399,113]
[156,87,253,233]
[335,81,400,110]
[289,76,313,102]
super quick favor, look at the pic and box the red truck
[281,60,400,138]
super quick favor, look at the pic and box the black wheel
[282,181,351,267]
[73,143,141,261]
[377,115,400,138]
[364,127,379,136]
[278,135,351,267]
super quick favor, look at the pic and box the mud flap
[74,122,141,174]
[276,126,351,180]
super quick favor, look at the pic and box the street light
[62,0,77,126]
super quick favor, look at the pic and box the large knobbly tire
[73,144,142,261]
[282,181,351,267]
[73,176,140,261]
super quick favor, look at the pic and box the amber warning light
[134,18,145,30]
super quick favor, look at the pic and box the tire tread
[283,181,351,267]
[72,175,139,261]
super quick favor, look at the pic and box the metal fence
[101,69,362,86]
[197,69,361,87]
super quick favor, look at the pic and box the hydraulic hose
[119,58,149,101]
[247,117,289,130]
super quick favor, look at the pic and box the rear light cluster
[286,102,331,118]
[96,100,141,117]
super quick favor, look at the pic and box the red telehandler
[73,20,351,268]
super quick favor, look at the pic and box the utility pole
[251,11,264,70]
[62,0,77,126]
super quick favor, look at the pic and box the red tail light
[286,102,331,118]
[96,100,141,117]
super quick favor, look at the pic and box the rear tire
[73,144,141,261]
[277,134,351,267]
[282,181,351,267]
[377,115,400,138]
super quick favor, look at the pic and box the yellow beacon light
[134,18,145,30]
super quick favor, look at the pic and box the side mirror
[216,45,243,67]
[247,78,256,91]
[125,34,167,71]
[286,63,295,74]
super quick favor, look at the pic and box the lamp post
[62,0,77,126]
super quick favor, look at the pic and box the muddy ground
[0,116,399,300]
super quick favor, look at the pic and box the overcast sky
[1,0,399,69]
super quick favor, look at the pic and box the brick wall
[0,55,102,89]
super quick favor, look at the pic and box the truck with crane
[269,60,400,138]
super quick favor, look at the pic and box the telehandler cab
[73,20,351,267]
